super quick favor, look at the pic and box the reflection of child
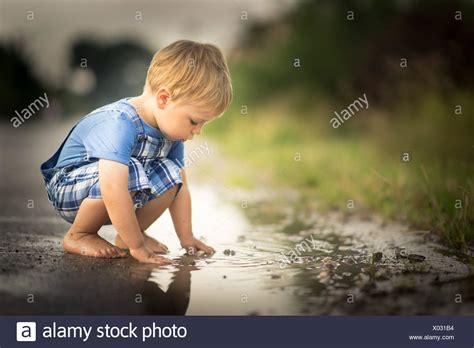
[40,40,233,264]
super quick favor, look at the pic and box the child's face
[157,101,216,141]
[154,92,217,141]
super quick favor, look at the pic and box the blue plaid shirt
[55,99,184,168]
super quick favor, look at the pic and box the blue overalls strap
[39,122,81,182]
[116,99,146,141]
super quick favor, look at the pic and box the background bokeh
[1,0,473,248]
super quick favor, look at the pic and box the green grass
[206,93,474,249]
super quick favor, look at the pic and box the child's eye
[190,119,198,126]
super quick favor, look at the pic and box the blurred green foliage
[0,0,472,247]
[207,0,474,248]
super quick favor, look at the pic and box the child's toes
[112,247,127,258]
[152,246,166,254]
[144,236,168,253]
[99,248,114,258]
[107,247,121,258]
[152,242,168,253]
[105,247,115,257]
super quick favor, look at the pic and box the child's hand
[180,236,215,255]
[130,245,175,265]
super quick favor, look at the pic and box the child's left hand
[180,236,215,255]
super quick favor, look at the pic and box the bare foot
[115,233,168,254]
[63,229,127,258]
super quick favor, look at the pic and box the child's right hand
[130,245,175,265]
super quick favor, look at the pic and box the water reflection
[143,185,299,315]
[141,262,195,315]
[138,184,472,315]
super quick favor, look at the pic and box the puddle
[100,184,473,315]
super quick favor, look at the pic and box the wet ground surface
[1,121,473,315]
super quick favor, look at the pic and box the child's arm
[169,169,215,254]
[99,159,173,265]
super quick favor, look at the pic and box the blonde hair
[146,40,233,115]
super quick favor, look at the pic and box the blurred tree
[231,0,474,109]
[0,41,48,120]
[69,39,153,110]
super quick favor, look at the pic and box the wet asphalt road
[1,119,473,316]
[0,120,172,315]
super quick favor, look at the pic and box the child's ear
[156,87,171,109]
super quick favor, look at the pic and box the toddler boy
[40,40,233,264]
